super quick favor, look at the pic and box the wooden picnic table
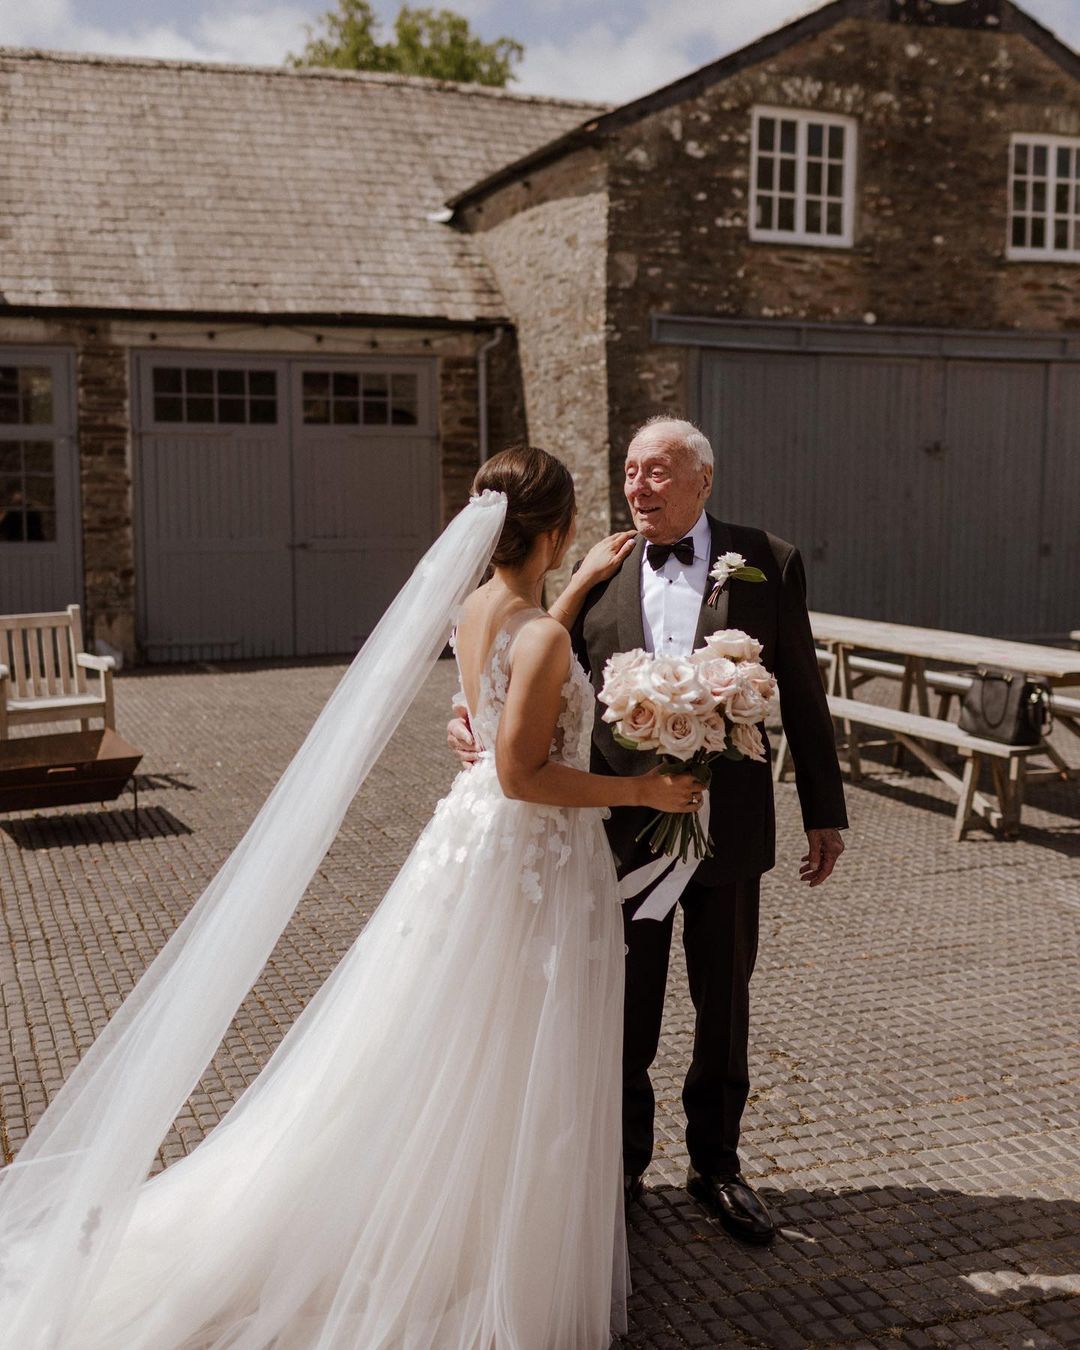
[800,612,1080,838]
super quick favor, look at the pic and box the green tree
[289,0,524,87]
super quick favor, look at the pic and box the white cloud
[0,0,312,64]
[517,0,826,102]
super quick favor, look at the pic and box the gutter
[476,325,505,464]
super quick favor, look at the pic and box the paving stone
[1,660,1078,1347]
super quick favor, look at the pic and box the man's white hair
[630,416,714,468]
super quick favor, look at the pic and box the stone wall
[603,17,1080,517]
[460,149,613,563]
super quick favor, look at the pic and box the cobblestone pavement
[2,659,1078,1348]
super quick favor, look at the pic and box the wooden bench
[824,695,1040,840]
[0,605,116,739]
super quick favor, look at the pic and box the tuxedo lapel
[616,537,647,654]
[692,514,735,650]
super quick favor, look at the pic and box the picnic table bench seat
[825,695,1038,840]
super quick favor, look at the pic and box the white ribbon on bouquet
[617,792,711,923]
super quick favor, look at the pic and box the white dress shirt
[640,510,712,656]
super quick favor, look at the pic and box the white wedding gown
[6,610,628,1349]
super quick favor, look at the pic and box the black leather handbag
[958,667,1052,745]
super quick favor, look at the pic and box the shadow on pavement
[621,1182,1080,1347]
[1,805,193,849]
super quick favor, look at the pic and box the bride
[0,445,702,1349]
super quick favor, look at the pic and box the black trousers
[621,875,761,1179]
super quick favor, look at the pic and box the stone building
[454,0,1079,639]
[0,49,598,661]
[2,0,1078,660]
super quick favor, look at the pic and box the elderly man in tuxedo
[451,418,847,1245]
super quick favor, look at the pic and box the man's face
[624,437,712,543]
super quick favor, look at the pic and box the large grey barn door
[137,356,292,661]
[697,345,1075,638]
[0,349,81,615]
[136,353,438,661]
[290,360,437,654]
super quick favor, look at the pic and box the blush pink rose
[729,721,767,762]
[644,656,700,712]
[702,712,728,753]
[704,628,764,663]
[696,656,739,705]
[620,698,661,749]
[656,709,706,761]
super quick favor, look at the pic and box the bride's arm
[495,619,700,815]
[547,531,637,631]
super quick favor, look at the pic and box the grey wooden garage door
[677,321,1080,640]
[135,353,437,661]
[0,348,81,616]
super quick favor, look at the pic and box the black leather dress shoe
[623,1173,645,1205]
[686,1166,775,1245]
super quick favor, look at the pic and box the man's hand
[447,701,479,767]
[799,827,845,887]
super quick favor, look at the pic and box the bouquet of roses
[598,630,777,864]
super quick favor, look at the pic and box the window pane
[0,396,18,424]
[758,117,774,151]
[1013,142,1028,174]
[1055,218,1069,249]
[756,156,774,190]
[302,398,329,425]
[1011,215,1027,248]
[806,162,822,195]
[185,369,214,395]
[827,125,844,157]
[827,163,843,198]
[186,397,214,422]
[363,373,388,396]
[303,371,330,397]
[778,197,796,231]
[826,201,843,235]
[0,368,18,396]
[35,511,56,543]
[21,368,52,424]
[755,196,774,230]
[779,159,796,193]
[390,374,419,425]
[154,396,183,422]
[1033,144,1047,176]
[22,442,52,473]
[1032,181,1046,213]
[807,123,823,157]
[152,367,182,394]
[250,399,277,425]
[218,398,246,423]
[332,399,360,425]
[779,120,796,154]
[25,474,55,509]
[217,370,245,396]
[0,444,20,472]
[332,372,359,398]
[1013,179,1027,211]
[1057,146,1070,178]
[249,371,276,396]
[806,200,822,233]
[1031,217,1046,248]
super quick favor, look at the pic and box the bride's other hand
[575,530,638,588]
[447,702,479,766]
[637,767,704,813]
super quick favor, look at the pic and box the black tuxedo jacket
[570,514,848,885]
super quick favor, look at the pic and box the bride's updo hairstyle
[473,445,575,567]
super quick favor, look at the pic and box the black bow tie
[646,537,695,570]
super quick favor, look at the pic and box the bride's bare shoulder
[507,612,570,668]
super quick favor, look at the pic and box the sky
[0,0,1076,103]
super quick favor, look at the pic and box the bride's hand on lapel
[549,531,638,630]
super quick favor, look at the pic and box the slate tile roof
[0,49,604,321]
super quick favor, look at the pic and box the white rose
[709,551,747,588]
[702,712,728,753]
[704,628,763,662]
[599,671,637,723]
[727,681,769,724]
[740,660,777,704]
[619,699,661,749]
[656,709,706,761]
[730,721,767,762]
[696,656,739,705]
[644,656,700,712]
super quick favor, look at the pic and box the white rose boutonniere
[707,551,766,608]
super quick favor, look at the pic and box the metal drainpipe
[476,325,505,464]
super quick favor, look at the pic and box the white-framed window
[1008,134,1080,262]
[750,107,857,248]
